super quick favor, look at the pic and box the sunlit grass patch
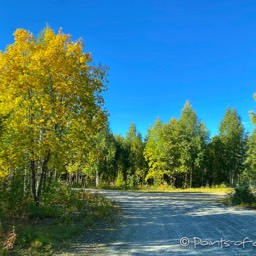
[135,184,232,194]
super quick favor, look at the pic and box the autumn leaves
[0,27,108,205]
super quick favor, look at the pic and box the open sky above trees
[1,0,256,137]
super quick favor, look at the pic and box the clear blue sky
[1,0,256,137]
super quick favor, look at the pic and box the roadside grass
[135,185,232,194]
[0,187,120,256]
[99,183,232,194]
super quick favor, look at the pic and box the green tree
[218,108,247,186]
[243,94,256,185]
[144,117,178,186]
[177,101,209,188]
[144,118,165,185]
[161,118,181,186]
[86,124,116,187]
[243,131,256,184]
[113,135,130,183]
[205,136,226,186]
[125,123,145,187]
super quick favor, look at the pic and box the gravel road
[56,190,256,256]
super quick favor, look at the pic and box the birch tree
[0,27,108,205]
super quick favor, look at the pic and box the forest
[90,102,252,190]
[0,27,256,208]
[0,25,256,254]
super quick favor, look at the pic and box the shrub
[115,171,126,189]
[0,184,118,255]
[228,185,255,206]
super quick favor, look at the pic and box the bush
[115,171,126,189]
[228,185,255,206]
[214,183,227,189]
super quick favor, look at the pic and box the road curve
[57,190,256,256]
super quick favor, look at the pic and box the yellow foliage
[0,27,108,175]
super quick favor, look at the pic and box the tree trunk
[31,159,39,206]
[23,168,27,196]
[190,170,192,188]
[95,168,99,187]
[184,173,188,188]
[31,152,50,206]
[37,152,50,203]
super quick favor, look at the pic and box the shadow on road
[57,190,256,256]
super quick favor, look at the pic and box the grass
[136,186,232,194]
[100,183,233,194]
[99,181,233,194]
[0,188,120,256]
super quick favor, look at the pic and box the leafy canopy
[0,27,108,176]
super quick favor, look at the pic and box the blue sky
[1,0,256,137]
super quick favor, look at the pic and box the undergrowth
[0,184,119,256]
[224,185,256,208]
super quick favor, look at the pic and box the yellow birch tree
[0,27,108,205]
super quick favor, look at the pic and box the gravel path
[56,190,256,256]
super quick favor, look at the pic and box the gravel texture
[56,190,256,256]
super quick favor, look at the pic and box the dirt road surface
[57,190,256,256]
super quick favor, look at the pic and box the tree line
[88,101,251,189]
[0,27,255,208]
